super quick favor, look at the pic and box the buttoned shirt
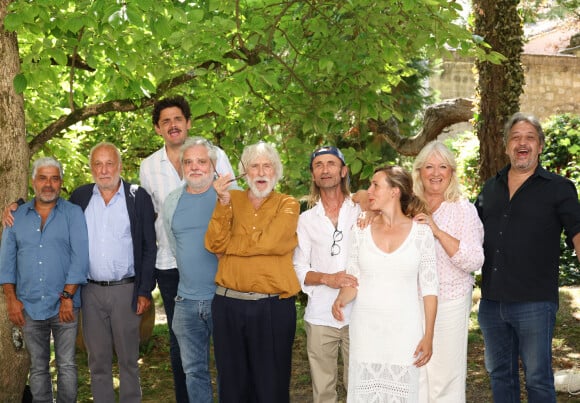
[293,197,360,328]
[432,199,484,301]
[205,189,301,298]
[476,164,580,304]
[140,145,235,270]
[0,198,89,320]
[85,184,134,281]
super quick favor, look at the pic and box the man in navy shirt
[0,157,89,403]
[475,112,580,403]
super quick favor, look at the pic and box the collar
[497,163,551,181]
[91,180,125,198]
[314,195,354,217]
[26,197,64,215]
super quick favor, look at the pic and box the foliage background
[6,0,502,197]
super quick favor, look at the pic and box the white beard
[248,177,273,199]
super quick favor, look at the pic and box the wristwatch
[60,290,73,299]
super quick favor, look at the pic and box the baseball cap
[310,146,346,169]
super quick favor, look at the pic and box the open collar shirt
[85,183,134,281]
[0,198,89,320]
[140,145,236,270]
[205,189,301,298]
[293,197,360,328]
[475,164,580,304]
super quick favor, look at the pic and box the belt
[215,285,279,301]
[87,277,135,286]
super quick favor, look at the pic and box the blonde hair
[374,165,428,217]
[412,140,462,204]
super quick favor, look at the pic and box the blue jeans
[22,309,79,403]
[172,296,213,403]
[156,268,189,403]
[478,299,557,403]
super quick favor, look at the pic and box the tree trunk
[0,0,33,400]
[473,0,525,182]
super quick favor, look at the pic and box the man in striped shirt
[139,96,236,403]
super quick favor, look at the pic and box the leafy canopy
[7,0,500,196]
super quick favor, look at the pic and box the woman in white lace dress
[332,165,438,403]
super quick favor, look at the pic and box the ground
[68,286,580,402]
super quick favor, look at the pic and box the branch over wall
[368,98,475,156]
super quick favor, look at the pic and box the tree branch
[29,44,267,155]
[368,98,475,156]
[29,98,156,154]
[29,70,199,154]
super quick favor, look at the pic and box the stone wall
[429,53,580,123]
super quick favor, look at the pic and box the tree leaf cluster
[540,114,580,285]
[5,0,500,198]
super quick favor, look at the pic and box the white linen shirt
[139,145,236,270]
[293,197,361,328]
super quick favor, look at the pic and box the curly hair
[152,96,192,126]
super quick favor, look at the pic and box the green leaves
[13,74,27,94]
[8,0,496,199]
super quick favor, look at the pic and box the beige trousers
[305,322,350,403]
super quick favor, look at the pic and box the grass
[51,286,580,402]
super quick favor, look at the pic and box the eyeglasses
[226,149,247,184]
[331,229,343,256]
[206,144,247,183]
[209,157,220,180]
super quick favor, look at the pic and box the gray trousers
[82,282,141,403]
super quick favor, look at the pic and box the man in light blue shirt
[70,142,156,403]
[162,137,219,403]
[0,157,89,403]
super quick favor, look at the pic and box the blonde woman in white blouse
[412,141,485,403]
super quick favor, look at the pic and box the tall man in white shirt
[139,96,235,403]
[293,146,361,403]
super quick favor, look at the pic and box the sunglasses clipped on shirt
[331,228,343,256]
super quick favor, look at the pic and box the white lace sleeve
[346,226,363,279]
[417,224,438,297]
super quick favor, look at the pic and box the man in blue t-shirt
[162,137,219,403]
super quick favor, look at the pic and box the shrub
[541,114,580,285]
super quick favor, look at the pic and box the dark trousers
[212,294,296,403]
[155,268,188,403]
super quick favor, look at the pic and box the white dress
[347,221,438,403]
